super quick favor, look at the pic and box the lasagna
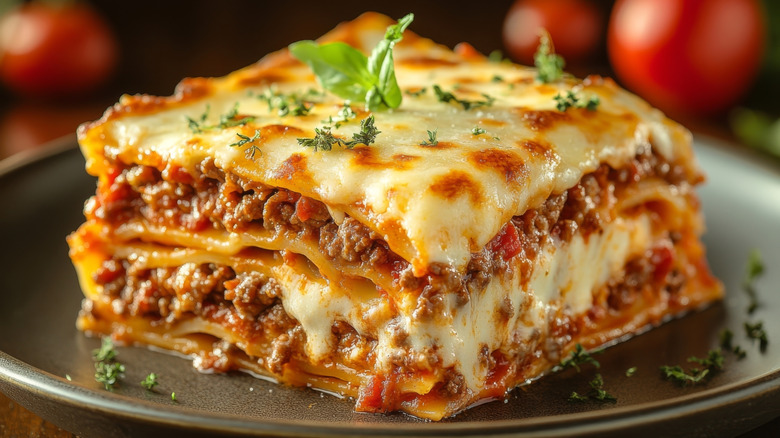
[68,12,722,420]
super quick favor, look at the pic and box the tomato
[607,0,766,116]
[0,1,118,98]
[502,0,603,66]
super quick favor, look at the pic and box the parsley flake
[554,90,600,112]
[230,130,262,159]
[743,249,764,313]
[472,126,487,136]
[257,87,316,117]
[321,103,357,128]
[92,337,117,362]
[95,360,125,391]
[557,344,600,372]
[534,30,565,83]
[660,349,723,386]
[625,367,637,377]
[420,128,439,146]
[745,321,769,352]
[298,115,380,151]
[405,87,427,97]
[433,85,495,110]
[92,337,125,390]
[141,373,159,391]
[488,50,507,63]
[186,103,255,133]
[567,373,616,403]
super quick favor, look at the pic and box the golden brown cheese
[78,13,699,276]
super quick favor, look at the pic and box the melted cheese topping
[77,12,700,274]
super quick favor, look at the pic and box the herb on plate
[141,373,159,391]
[568,373,616,403]
[743,249,764,313]
[744,321,769,352]
[660,349,724,386]
[557,343,600,372]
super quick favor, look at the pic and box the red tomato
[503,0,603,65]
[0,1,118,98]
[607,0,766,116]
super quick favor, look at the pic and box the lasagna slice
[68,12,722,420]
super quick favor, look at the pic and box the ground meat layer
[88,144,693,312]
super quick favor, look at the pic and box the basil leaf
[288,14,414,111]
[289,41,375,103]
[366,13,414,109]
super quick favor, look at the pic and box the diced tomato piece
[294,196,317,222]
[651,243,675,284]
[488,223,523,261]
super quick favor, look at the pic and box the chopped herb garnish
[349,115,381,146]
[433,85,495,110]
[660,365,710,385]
[93,337,117,362]
[298,127,343,152]
[719,329,746,358]
[92,337,125,390]
[491,75,504,83]
[217,102,256,129]
[321,103,357,128]
[141,373,159,391]
[660,349,723,386]
[625,367,637,377]
[534,30,565,83]
[289,13,414,111]
[257,87,315,117]
[588,374,617,402]
[687,349,724,371]
[554,90,600,112]
[472,126,487,136]
[229,129,262,159]
[558,344,600,372]
[743,249,764,313]
[420,128,439,146]
[298,115,379,151]
[405,87,427,97]
[186,104,210,133]
[186,103,254,133]
[95,360,125,390]
[567,373,616,403]
[171,392,177,401]
[720,329,735,350]
[745,321,769,352]
[488,49,507,63]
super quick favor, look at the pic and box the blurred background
[0,0,779,161]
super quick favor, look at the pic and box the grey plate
[0,135,778,437]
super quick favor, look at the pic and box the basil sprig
[289,13,414,111]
